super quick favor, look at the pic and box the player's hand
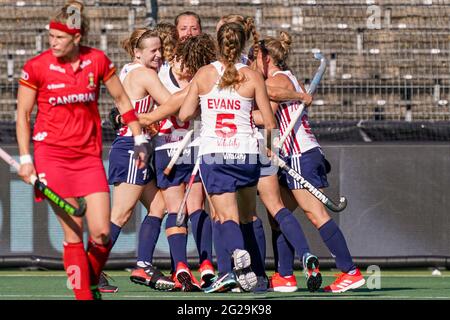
[109,107,122,131]
[133,134,151,169]
[302,93,313,107]
[18,162,36,185]
[146,122,160,137]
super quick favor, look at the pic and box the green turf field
[0,269,449,300]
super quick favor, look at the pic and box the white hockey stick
[275,52,327,149]
[163,129,194,176]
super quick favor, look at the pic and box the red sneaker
[171,272,183,291]
[269,272,298,293]
[175,262,202,292]
[324,269,366,293]
[198,259,215,289]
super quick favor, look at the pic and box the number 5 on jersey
[215,113,237,138]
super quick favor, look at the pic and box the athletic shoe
[130,264,175,291]
[269,272,298,293]
[199,259,216,289]
[98,272,119,293]
[324,268,366,293]
[171,272,183,291]
[175,262,202,292]
[302,253,322,292]
[232,249,258,292]
[203,272,238,293]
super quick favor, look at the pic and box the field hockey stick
[270,151,347,212]
[164,129,194,176]
[0,147,87,217]
[176,156,201,227]
[275,52,327,149]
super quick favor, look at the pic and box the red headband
[49,21,82,35]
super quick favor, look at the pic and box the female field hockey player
[251,33,322,293]
[109,32,218,292]
[155,32,217,291]
[253,31,365,293]
[178,22,277,293]
[106,27,176,292]
[16,1,149,300]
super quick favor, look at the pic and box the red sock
[63,242,93,300]
[86,237,112,286]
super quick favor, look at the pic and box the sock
[271,229,280,273]
[63,242,93,300]
[319,219,356,273]
[189,209,213,263]
[220,220,244,259]
[213,220,231,274]
[240,218,266,277]
[166,213,187,266]
[137,215,162,265]
[274,208,310,260]
[109,222,122,247]
[86,237,112,287]
[276,232,295,277]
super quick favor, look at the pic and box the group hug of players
[16,1,366,300]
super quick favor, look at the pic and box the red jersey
[19,46,116,157]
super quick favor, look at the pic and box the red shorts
[33,143,109,201]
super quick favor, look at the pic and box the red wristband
[122,109,138,124]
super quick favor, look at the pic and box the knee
[90,231,110,245]
[165,213,187,235]
[111,208,133,226]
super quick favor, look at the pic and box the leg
[110,183,145,246]
[236,186,266,280]
[162,185,200,291]
[136,181,164,265]
[51,200,93,300]
[292,189,362,290]
[209,191,257,292]
[84,192,113,290]
[186,182,215,287]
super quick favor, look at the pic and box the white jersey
[155,62,193,150]
[199,61,258,156]
[274,70,320,156]
[118,63,155,138]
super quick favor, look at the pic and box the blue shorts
[199,153,260,194]
[154,147,200,189]
[108,136,154,185]
[278,147,329,190]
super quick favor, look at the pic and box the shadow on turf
[252,287,415,300]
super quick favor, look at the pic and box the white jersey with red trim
[274,70,320,156]
[117,63,155,138]
[155,62,193,150]
[199,61,258,156]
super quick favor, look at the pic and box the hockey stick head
[326,196,347,213]
[74,197,87,217]
[308,52,328,95]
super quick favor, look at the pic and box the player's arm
[104,74,148,168]
[139,68,171,105]
[178,75,200,122]
[266,85,312,106]
[139,86,189,127]
[253,71,277,149]
[16,85,37,184]
[252,77,282,126]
